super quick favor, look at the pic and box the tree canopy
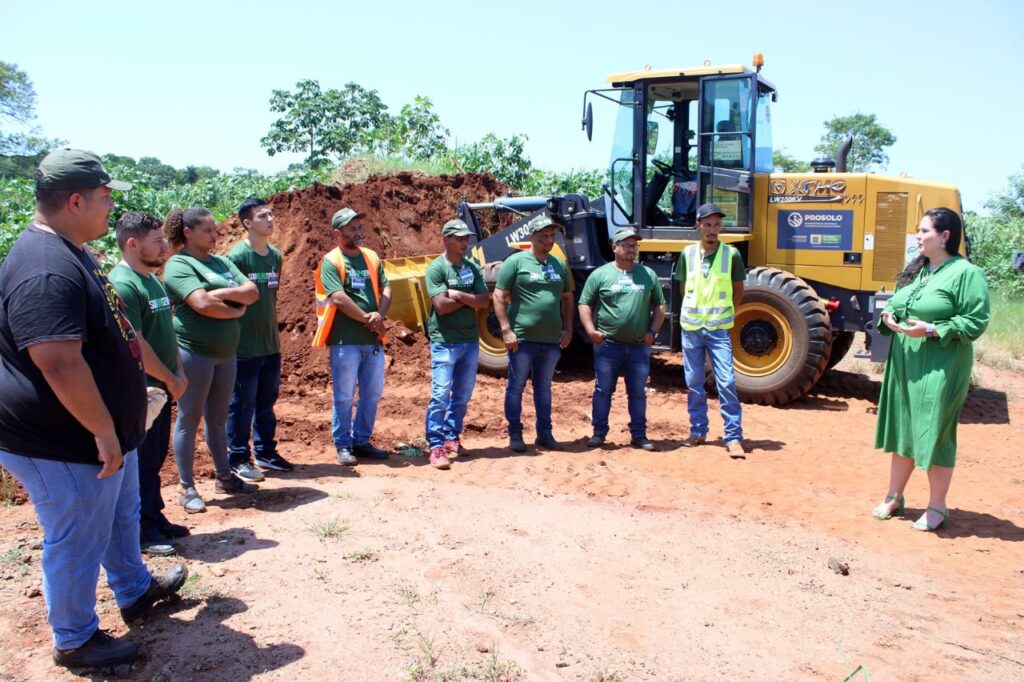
[814,113,896,172]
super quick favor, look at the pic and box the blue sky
[2,0,1021,212]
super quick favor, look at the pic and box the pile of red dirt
[216,172,509,395]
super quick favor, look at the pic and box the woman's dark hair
[164,207,212,249]
[895,207,962,288]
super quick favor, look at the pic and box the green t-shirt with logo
[579,262,665,344]
[163,252,248,359]
[227,240,282,358]
[108,262,179,389]
[425,255,487,344]
[495,250,571,344]
[319,250,390,346]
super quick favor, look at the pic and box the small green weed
[306,516,350,542]
[590,670,624,682]
[483,649,525,682]
[345,548,378,562]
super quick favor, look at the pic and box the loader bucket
[381,254,440,334]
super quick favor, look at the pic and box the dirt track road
[1,352,1022,681]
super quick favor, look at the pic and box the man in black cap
[0,150,186,668]
[672,202,747,457]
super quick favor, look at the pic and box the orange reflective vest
[312,246,386,348]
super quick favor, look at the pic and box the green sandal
[913,506,949,531]
[871,494,905,520]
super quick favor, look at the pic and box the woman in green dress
[871,207,990,531]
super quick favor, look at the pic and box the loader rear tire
[731,267,832,405]
[826,331,856,371]
[477,306,508,377]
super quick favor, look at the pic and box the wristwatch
[925,323,935,337]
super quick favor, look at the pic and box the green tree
[813,113,896,172]
[1,62,65,170]
[384,96,449,161]
[455,133,533,191]
[260,79,392,166]
[772,149,810,173]
[968,168,1024,294]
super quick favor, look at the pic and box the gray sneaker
[180,486,206,514]
[232,461,265,482]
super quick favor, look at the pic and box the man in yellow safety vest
[672,203,747,457]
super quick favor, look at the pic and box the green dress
[874,256,990,469]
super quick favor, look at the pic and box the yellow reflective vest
[679,243,737,331]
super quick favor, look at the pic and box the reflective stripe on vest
[679,243,736,331]
[312,246,385,348]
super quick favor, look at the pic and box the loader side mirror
[582,102,593,141]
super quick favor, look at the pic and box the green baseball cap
[526,214,555,233]
[34,148,132,191]
[441,219,472,237]
[610,227,642,244]
[331,207,360,228]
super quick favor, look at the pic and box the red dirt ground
[1,173,1022,680]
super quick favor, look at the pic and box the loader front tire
[730,267,832,405]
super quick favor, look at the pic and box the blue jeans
[0,450,151,650]
[592,341,651,439]
[173,349,236,487]
[227,353,281,466]
[425,342,479,448]
[504,341,561,438]
[137,401,171,543]
[329,344,385,449]
[681,328,743,443]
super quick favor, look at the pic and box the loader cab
[591,63,775,236]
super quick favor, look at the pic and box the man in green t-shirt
[226,198,293,480]
[671,202,747,457]
[109,211,190,557]
[319,207,392,465]
[494,213,574,452]
[578,227,666,451]
[423,219,490,469]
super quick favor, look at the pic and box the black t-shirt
[0,224,147,464]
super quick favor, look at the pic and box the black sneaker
[232,461,265,482]
[352,443,389,460]
[53,629,140,668]
[630,437,656,451]
[585,434,606,448]
[140,540,177,557]
[120,562,188,624]
[215,474,259,494]
[159,521,190,539]
[255,452,294,472]
[535,435,564,451]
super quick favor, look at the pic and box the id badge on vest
[350,274,366,290]
[458,266,474,287]
[267,270,280,289]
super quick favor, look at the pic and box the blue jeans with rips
[0,450,152,650]
[329,344,385,449]
[504,341,561,438]
[592,340,652,439]
[227,353,282,466]
[681,328,743,443]
[425,342,479,449]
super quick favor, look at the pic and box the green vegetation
[974,290,1024,371]
[814,112,896,171]
[305,515,350,542]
